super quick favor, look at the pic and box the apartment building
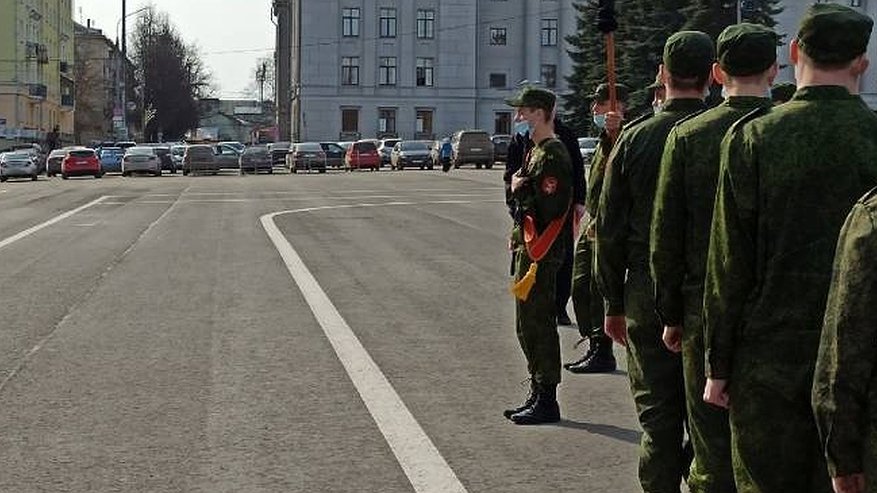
[0,0,75,147]
[73,21,126,145]
[287,0,577,141]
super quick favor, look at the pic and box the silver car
[122,146,162,177]
[0,152,38,182]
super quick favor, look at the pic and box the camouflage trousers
[625,269,689,493]
[515,249,562,386]
[571,233,607,340]
[680,300,735,493]
[728,338,831,493]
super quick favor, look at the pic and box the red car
[61,148,102,179]
[345,140,380,171]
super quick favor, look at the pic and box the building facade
[772,0,876,107]
[287,0,577,142]
[73,21,126,145]
[0,0,75,147]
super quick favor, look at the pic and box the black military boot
[503,381,536,420]
[510,383,560,425]
[567,337,616,374]
[563,337,594,370]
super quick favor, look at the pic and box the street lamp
[117,5,149,140]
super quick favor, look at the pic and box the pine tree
[563,1,608,136]
[741,0,783,28]
[683,0,737,40]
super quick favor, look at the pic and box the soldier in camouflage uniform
[651,23,778,493]
[565,82,628,374]
[596,31,715,493]
[702,5,877,493]
[813,188,877,493]
[503,86,573,425]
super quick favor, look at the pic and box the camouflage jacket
[704,86,877,379]
[812,188,877,478]
[650,96,772,327]
[596,98,706,316]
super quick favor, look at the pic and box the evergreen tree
[563,1,608,136]
[740,0,783,28]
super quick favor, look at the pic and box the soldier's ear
[789,39,800,65]
[851,55,869,77]
[711,63,725,86]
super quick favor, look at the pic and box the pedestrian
[504,95,586,327]
[45,125,60,152]
[812,187,877,493]
[503,86,573,425]
[596,30,715,492]
[650,23,778,493]
[565,82,628,374]
[702,5,876,493]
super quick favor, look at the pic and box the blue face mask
[592,113,606,129]
[513,120,531,136]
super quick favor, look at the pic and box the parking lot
[0,169,640,492]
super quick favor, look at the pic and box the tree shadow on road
[553,419,642,445]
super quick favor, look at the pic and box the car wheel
[182,169,189,176]
[268,168,274,174]
[61,174,69,180]
[319,168,326,174]
[475,163,482,170]
[0,177,7,183]
[95,173,103,179]
[292,168,297,174]
[171,168,178,174]
[485,163,493,170]
[31,174,38,181]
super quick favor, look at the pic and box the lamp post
[117,4,149,140]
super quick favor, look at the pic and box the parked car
[391,140,434,170]
[46,149,68,177]
[0,152,38,182]
[430,139,453,169]
[122,146,162,177]
[452,130,493,169]
[213,143,241,171]
[9,144,45,174]
[142,143,175,173]
[287,142,327,173]
[345,140,381,171]
[182,144,218,175]
[98,147,124,173]
[320,142,347,169]
[269,141,291,168]
[239,145,273,174]
[491,134,512,163]
[115,141,137,150]
[61,148,102,179]
[377,138,401,167]
[578,137,599,164]
[170,144,186,169]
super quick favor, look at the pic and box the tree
[563,1,609,136]
[129,6,213,141]
[684,0,783,40]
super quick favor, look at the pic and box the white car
[122,146,162,177]
[0,152,39,182]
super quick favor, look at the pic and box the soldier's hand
[832,474,865,493]
[662,326,682,353]
[703,378,730,409]
[605,111,623,135]
[604,315,628,347]
[511,173,529,193]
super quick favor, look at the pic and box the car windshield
[100,148,123,157]
[69,150,95,158]
[127,147,155,156]
[244,147,267,155]
[3,152,31,161]
[355,142,377,152]
[400,142,429,151]
[296,143,322,152]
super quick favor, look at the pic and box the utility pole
[273,0,291,142]
[121,0,127,140]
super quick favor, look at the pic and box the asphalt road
[0,168,641,493]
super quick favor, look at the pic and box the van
[452,130,494,169]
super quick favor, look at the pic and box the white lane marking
[262,201,495,493]
[0,196,107,252]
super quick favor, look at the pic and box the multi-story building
[286,0,577,142]
[0,0,75,147]
[771,0,876,107]
[73,21,125,145]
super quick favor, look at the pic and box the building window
[341,57,360,86]
[416,9,435,39]
[541,64,557,88]
[379,8,397,38]
[379,57,397,85]
[489,73,507,88]
[342,108,359,133]
[541,19,558,46]
[489,27,507,46]
[416,58,434,87]
[495,112,512,134]
[342,8,360,37]
[379,108,396,134]
[416,109,434,136]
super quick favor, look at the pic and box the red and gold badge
[541,176,558,195]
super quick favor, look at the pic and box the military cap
[717,23,778,76]
[505,86,557,112]
[796,3,873,65]
[592,83,630,103]
[663,31,716,78]
[771,81,797,103]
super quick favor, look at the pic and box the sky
[73,0,276,100]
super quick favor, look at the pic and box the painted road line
[0,196,108,252]
[263,201,479,493]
